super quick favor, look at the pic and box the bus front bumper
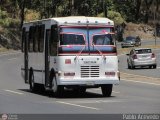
[57,77,120,86]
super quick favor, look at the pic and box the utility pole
[20,0,25,29]
[104,0,107,17]
[70,0,74,15]
[154,0,157,46]
[43,0,46,18]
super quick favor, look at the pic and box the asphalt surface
[0,51,160,116]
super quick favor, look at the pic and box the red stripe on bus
[60,26,114,28]
[58,52,117,55]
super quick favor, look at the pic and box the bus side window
[38,25,45,52]
[22,27,26,52]
[50,25,58,56]
[29,26,35,52]
[34,26,39,52]
[50,31,57,56]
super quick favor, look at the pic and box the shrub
[25,9,40,22]
[107,11,125,25]
[97,10,125,25]
[0,18,20,28]
[0,10,20,28]
[0,10,8,19]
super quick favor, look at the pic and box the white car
[127,48,157,69]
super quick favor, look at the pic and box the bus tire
[29,69,45,92]
[52,76,64,97]
[54,85,64,98]
[29,69,36,92]
[101,84,113,97]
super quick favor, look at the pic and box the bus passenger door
[45,29,50,87]
[22,28,29,83]
[45,25,58,88]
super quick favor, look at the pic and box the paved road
[0,52,160,116]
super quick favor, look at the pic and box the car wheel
[127,62,131,69]
[131,65,135,69]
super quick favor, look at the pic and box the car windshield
[92,34,113,45]
[125,36,136,42]
[60,33,85,45]
[135,49,152,54]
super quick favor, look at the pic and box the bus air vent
[80,66,99,78]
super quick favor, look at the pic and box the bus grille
[81,66,100,78]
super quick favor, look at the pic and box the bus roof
[52,16,114,26]
[23,16,114,27]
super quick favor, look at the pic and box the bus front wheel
[52,77,64,97]
[101,84,113,97]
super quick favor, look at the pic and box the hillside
[124,23,155,40]
[0,27,21,52]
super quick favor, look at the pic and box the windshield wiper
[74,45,86,61]
[92,43,106,60]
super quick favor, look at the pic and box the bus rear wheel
[101,84,113,97]
[29,70,44,92]
[29,70,37,92]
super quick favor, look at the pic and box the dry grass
[124,23,157,40]
[0,47,9,53]
[0,26,4,33]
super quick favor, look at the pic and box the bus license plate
[85,81,95,86]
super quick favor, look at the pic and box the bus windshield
[92,34,114,45]
[60,33,85,45]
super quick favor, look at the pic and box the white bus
[21,16,120,97]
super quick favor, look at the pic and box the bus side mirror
[51,25,59,42]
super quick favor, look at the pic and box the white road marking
[157,67,160,69]
[66,100,123,104]
[4,89,24,95]
[122,79,160,86]
[8,58,18,60]
[56,101,100,110]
